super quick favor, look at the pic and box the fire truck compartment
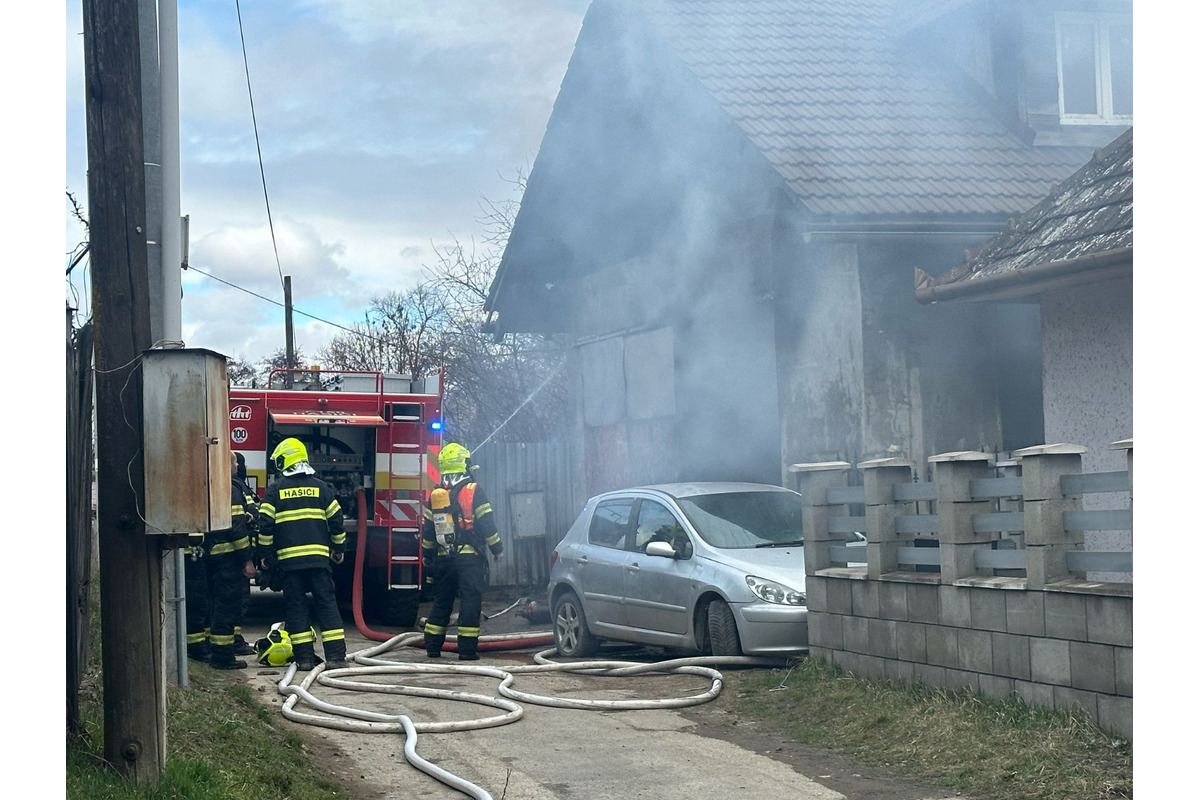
[269,409,388,426]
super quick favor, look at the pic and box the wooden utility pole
[284,275,295,386]
[82,0,166,781]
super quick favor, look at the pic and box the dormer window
[1056,13,1133,125]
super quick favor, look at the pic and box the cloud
[65,0,587,361]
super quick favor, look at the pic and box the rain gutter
[913,246,1133,304]
[798,217,1010,242]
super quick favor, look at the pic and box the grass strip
[67,663,348,800]
[730,658,1131,800]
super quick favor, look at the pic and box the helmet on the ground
[438,442,470,476]
[272,438,308,472]
[254,622,293,666]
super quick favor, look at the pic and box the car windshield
[676,490,804,549]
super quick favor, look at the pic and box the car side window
[634,500,691,558]
[588,499,634,550]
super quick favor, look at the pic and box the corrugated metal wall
[471,441,580,591]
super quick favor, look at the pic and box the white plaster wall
[1040,276,1133,571]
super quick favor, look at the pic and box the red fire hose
[350,489,554,652]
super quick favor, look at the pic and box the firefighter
[421,442,504,661]
[257,437,348,670]
[183,535,211,663]
[206,452,258,669]
[232,451,258,656]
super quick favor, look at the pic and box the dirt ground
[224,587,964,800]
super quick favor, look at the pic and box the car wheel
[552,590,599,658]
[706,599,742,657]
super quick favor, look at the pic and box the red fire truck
[228,367,443,629]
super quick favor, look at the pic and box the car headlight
[745,575,806,605]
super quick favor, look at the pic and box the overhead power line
[186,264,380,343]
[235,0,286,293]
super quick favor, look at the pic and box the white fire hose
[272,629,789,799]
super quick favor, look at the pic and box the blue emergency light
[428,419,444,432]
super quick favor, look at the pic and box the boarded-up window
[625,327,675,420]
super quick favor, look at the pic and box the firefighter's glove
[256,567,281,591]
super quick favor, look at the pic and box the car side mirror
[645,541,678,559]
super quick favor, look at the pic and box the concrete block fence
[790,441,1133,741]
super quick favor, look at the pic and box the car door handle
[626,564,640,573]
[576,555,588,564]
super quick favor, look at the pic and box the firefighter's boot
[293,642,317,671]
[424,633,445,658]
[233,628,255,656]
[209,643,246,670]
[457,635,480,661]
[424,619,447,658]
[323,638,347,664]
[187,642,211,663]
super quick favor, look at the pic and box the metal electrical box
[510,491,548,539]
[142,348,231,535]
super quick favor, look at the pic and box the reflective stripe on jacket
[258,474,345,571]
[207,481,253,559]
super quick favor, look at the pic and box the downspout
[161,0,182,340]
[156,0,187,687]
[138,0,186,688]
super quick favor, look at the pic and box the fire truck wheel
[386,588,421,628]
[364,584,421,628]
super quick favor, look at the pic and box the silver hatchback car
[547,482,809,658]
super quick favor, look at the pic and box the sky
[64,0,590,365]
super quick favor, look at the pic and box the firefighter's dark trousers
[281,568,346,663]
[184,551,211,661]
[208,552,250,665]
[425,551,487,659]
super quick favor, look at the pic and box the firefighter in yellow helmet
[257,438,348,670]
[421,443,503,660]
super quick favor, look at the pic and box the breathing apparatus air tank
[430,486,456,548]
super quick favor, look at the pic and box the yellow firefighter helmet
[254,623,294,666]
[271,437,308,472]
[438,442,470,476]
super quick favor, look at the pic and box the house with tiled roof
[486,0,1132,496]
[915,126,1132,574]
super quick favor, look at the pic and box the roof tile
[641,0,1097,216]
[925,127,1132,285]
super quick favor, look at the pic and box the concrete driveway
[229,587,961,800]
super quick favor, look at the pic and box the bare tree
[67,190,92,323]
[307,167,568,446]
[422,169,568,447]
[227,357,259,387]
[254,347,307,386]
[67,189,89,231]
[317,284,449,379]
